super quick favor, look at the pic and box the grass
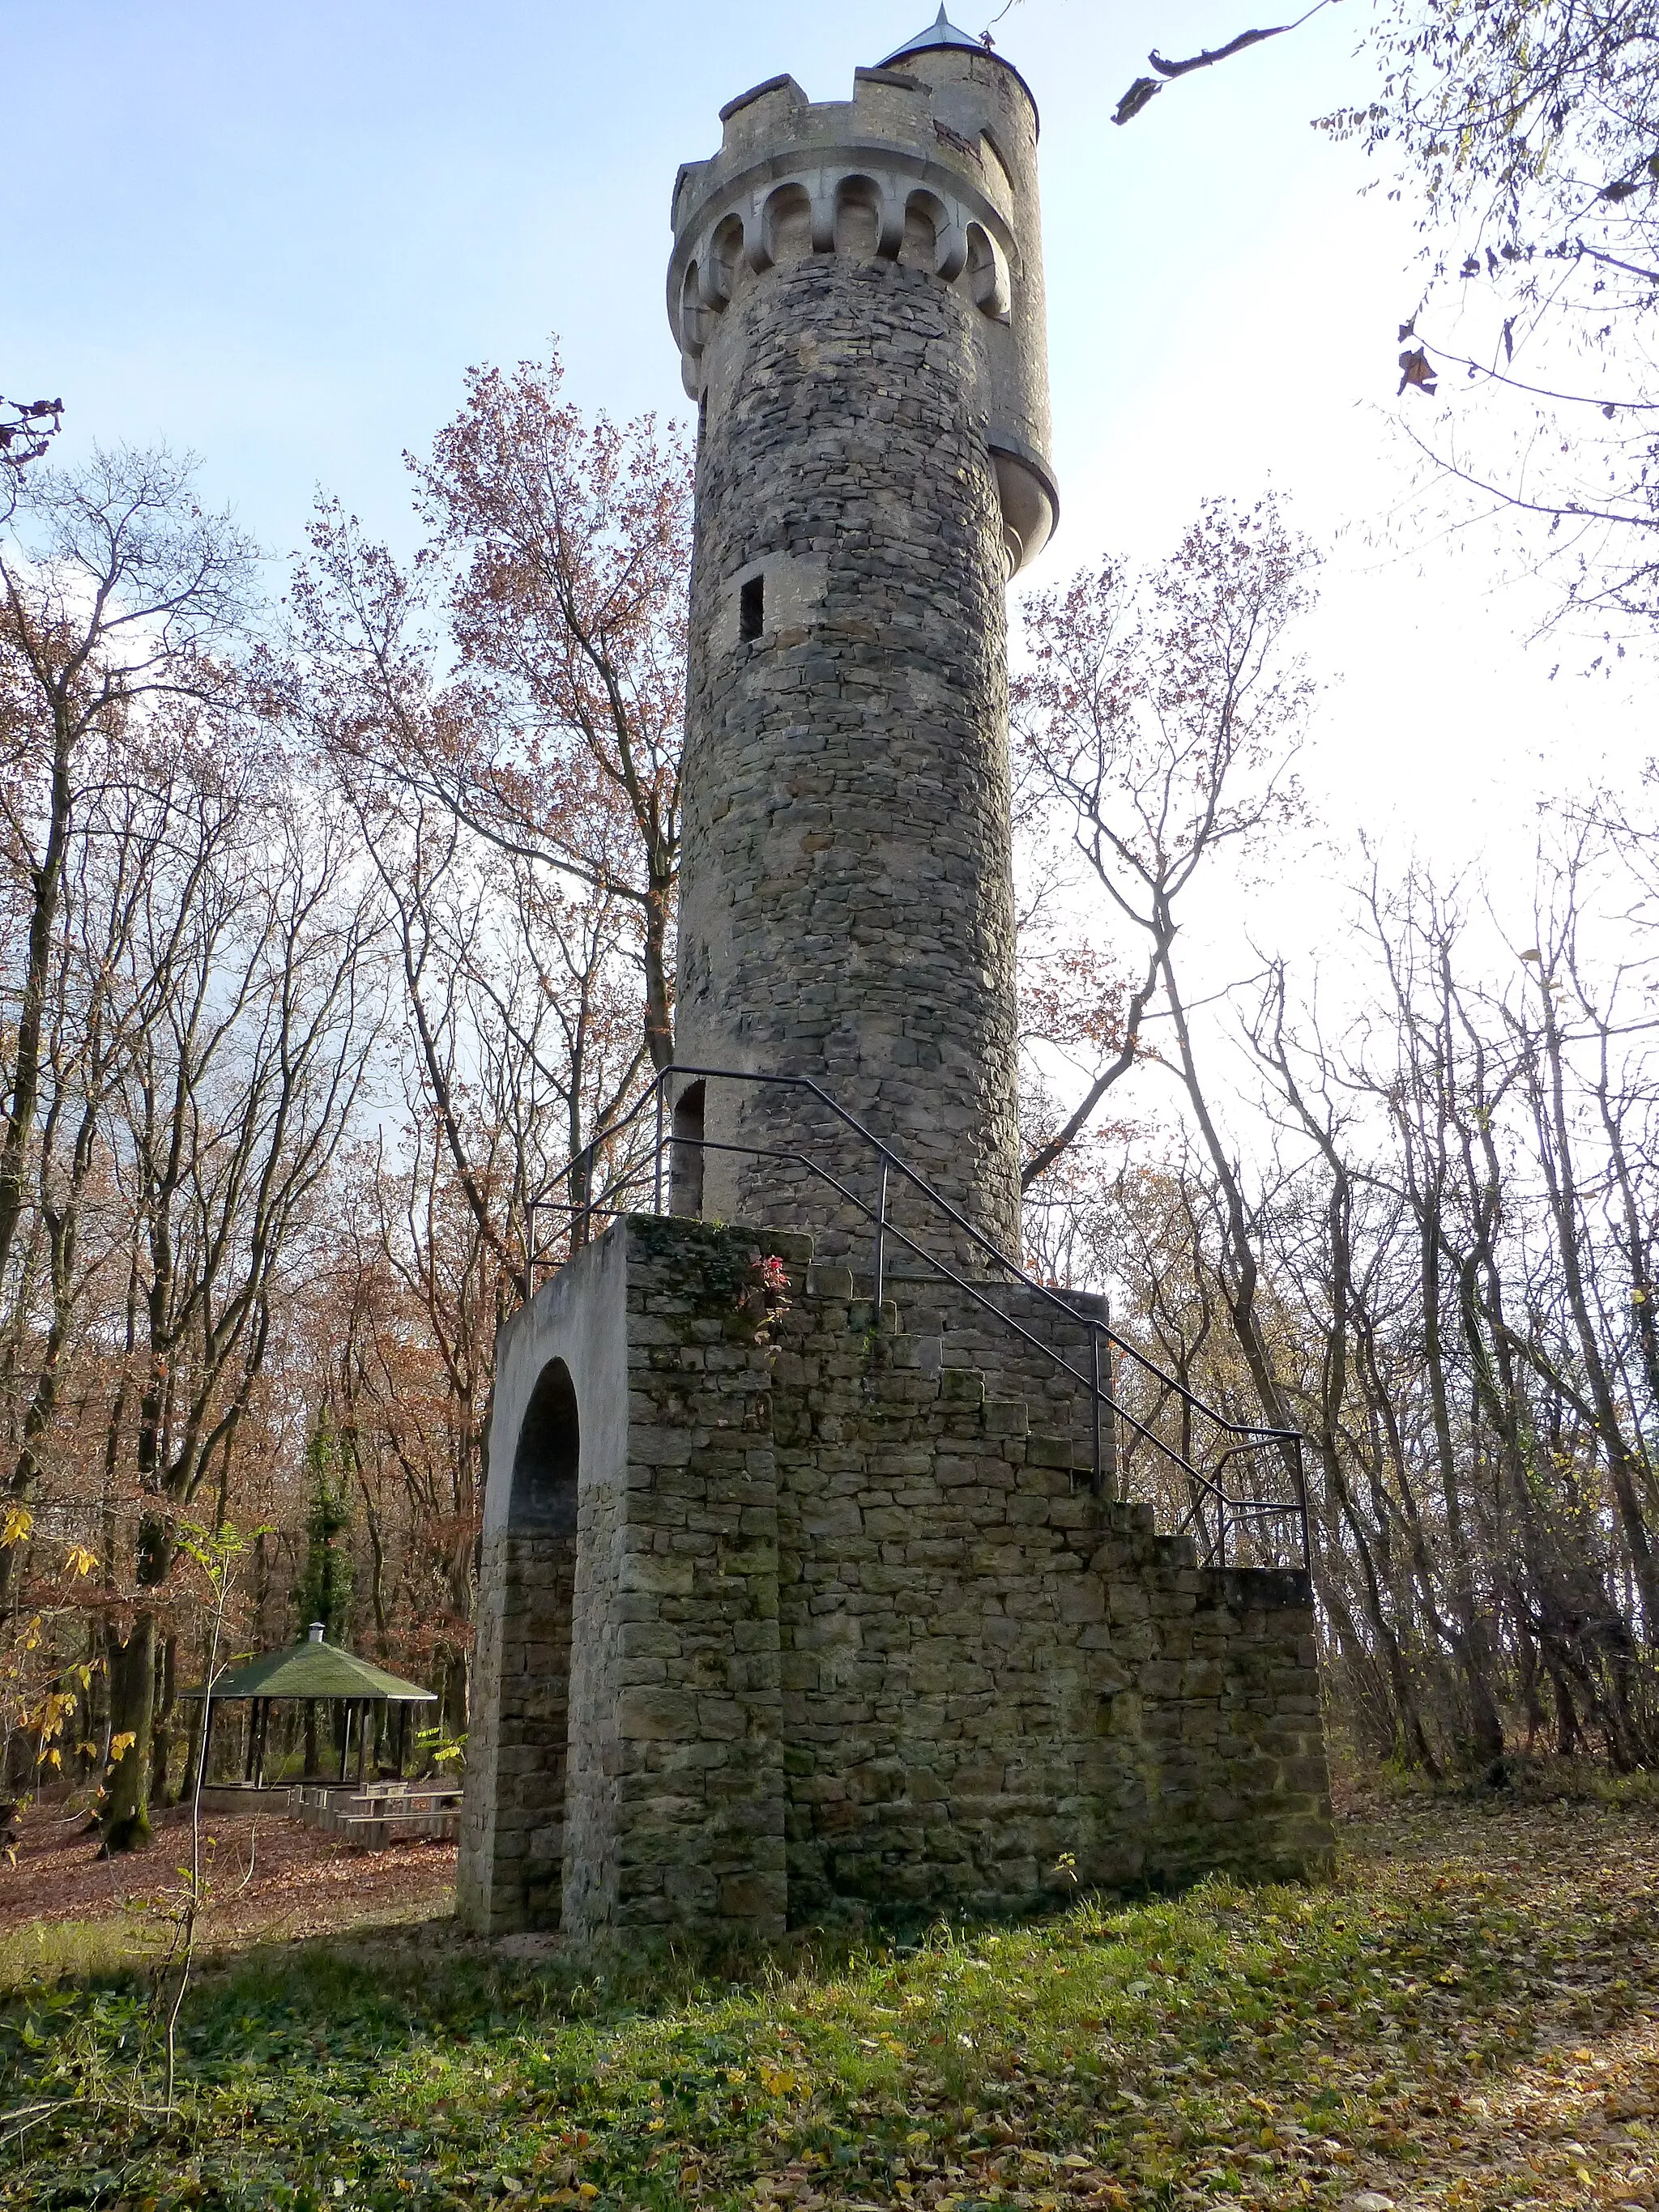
[0,1916,168,1998]
[3,1789,1658,2211]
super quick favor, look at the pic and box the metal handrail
[525,1063,1311,1574]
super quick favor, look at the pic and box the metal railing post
[872,1160,889,1325]
[1090,1325,1103,1498]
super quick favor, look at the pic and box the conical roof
[881,6,983,65]
[877,7,1037,121]
[179,1633,437,1703]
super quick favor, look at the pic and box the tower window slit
[739,573,764,641]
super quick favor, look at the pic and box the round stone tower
[667,12,1057,1264]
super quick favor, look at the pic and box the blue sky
[13,0,1386,552]
[10,2,1651,938]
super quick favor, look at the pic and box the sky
[8,0,1653,978]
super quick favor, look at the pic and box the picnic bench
[296,1778,464,1849]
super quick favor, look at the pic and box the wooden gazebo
[182,1622,437,1788]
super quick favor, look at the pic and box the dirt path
[0,1794,455,1949]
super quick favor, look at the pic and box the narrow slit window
[739,573,764,641]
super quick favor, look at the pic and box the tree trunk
[0,713,74,1293]
[150,1633,177,1806]
[102,1611,158,1853]
[1532,987,1659,1648]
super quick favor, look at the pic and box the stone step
[1026,1430,1088,1470]
[804,1276,1109,1459]
[982,1395,1029,1437]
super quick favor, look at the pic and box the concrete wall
[460,1221,1333,1941]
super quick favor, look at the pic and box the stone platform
[458,1216,1333,1941]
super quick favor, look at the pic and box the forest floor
[0,1795,456,1957]
[2,1771,1657,2212]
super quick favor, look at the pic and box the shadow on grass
[0,1889,934,2052]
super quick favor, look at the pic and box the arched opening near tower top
[672,1080,706,1217]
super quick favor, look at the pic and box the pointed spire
[878,6,985,67]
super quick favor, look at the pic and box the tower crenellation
[668,46,1056,573]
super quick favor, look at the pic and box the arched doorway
[500,1355,578,1926]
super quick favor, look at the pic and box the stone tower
[457,19,1333,1946]
[667,16,1058,1264]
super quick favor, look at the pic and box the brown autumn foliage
[416,348,692,1076]
[0,362,693,1846]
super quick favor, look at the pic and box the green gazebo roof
[180,1630,437,1703]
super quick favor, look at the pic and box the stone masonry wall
[460,1218,1332,1941]
[770,1260,1326,1918]
[886,1274,1115,1481]
[561,1422,627,1938]
[591,1217,790,1940]
[673,249,1022,1267]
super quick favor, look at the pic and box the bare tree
[96,737,384,1848]
[0,395,63,523]
[1014,496,1316,1442]
[0,445,255,1307]
[414,349,691,1076]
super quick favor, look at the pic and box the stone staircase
[763,1247,1316,1916]
[794,1256,1171,1549]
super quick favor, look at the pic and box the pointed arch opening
[512,1357,580,1533]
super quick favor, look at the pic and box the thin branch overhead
[1113,1,1341,126]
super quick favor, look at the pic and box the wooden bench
[336,1803,462,1849]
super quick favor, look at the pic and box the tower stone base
[458,1218,1333,1941]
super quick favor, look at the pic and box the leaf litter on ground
[2,1785,1657,2210]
